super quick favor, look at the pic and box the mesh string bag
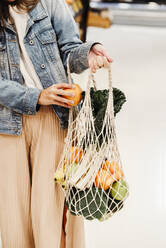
[54,59,129,221]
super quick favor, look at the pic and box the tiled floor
[1,24,166,248]
[80,25,166,248]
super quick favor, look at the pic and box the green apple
[111,179,128,201]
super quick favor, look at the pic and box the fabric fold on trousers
[0,106,85,248]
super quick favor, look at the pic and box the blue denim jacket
[0,0,95,135]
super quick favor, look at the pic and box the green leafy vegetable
[65,186,124,221]
[81,87,126,147]
[81,87,126,118]
[65,186,107,220]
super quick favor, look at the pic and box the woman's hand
[38,83,75,108]
[88,44,113,73]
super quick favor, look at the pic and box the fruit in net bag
[111,179,128,201]
[94,169,115,190]
[102,160,124,177]
[65,146,83,164]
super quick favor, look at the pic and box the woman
[0,0,112,247]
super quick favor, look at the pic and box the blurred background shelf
[91,1,166,12]
[67,0,166,41]
[91,1,166,27]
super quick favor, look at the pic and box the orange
[63,84,82,106]
[94,169,115,190]
[65,146,83,164]
[102,160,124,178]
[66,0,73,4]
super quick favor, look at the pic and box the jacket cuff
[24,87,42,115]
[69,41,101,74]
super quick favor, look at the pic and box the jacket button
[29,40,34,45]
[41,64,46,69]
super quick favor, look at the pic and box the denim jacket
[0,0,95,135]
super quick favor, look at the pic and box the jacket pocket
[36,29,57,44]
[36,29,60,62]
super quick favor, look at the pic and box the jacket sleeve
[0,79,42,115]
[42,0,96,73]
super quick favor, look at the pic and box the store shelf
[91,1,166,11]
[90,1,166,26]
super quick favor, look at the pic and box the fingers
[89,56,103,73]
[96,56,104,67]
[55,88,75,97]
[38,84,75,108]
[92,59,99,73]
[50,86,75,106]
[53,95,74,106]
[88,58,96,73]
[48,93,73,108]
[90,55,110,73]
[96,56,109,68]
[55,83,74,89]
[53,100,71,108]
[51,84,75,97]
[91,44,113,63]
[102,56,110,68]
[96,50,113,63]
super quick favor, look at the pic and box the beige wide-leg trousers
[0,106,85,248]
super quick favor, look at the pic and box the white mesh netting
[54,59,129,221]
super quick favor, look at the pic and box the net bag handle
[67,54,115,129]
